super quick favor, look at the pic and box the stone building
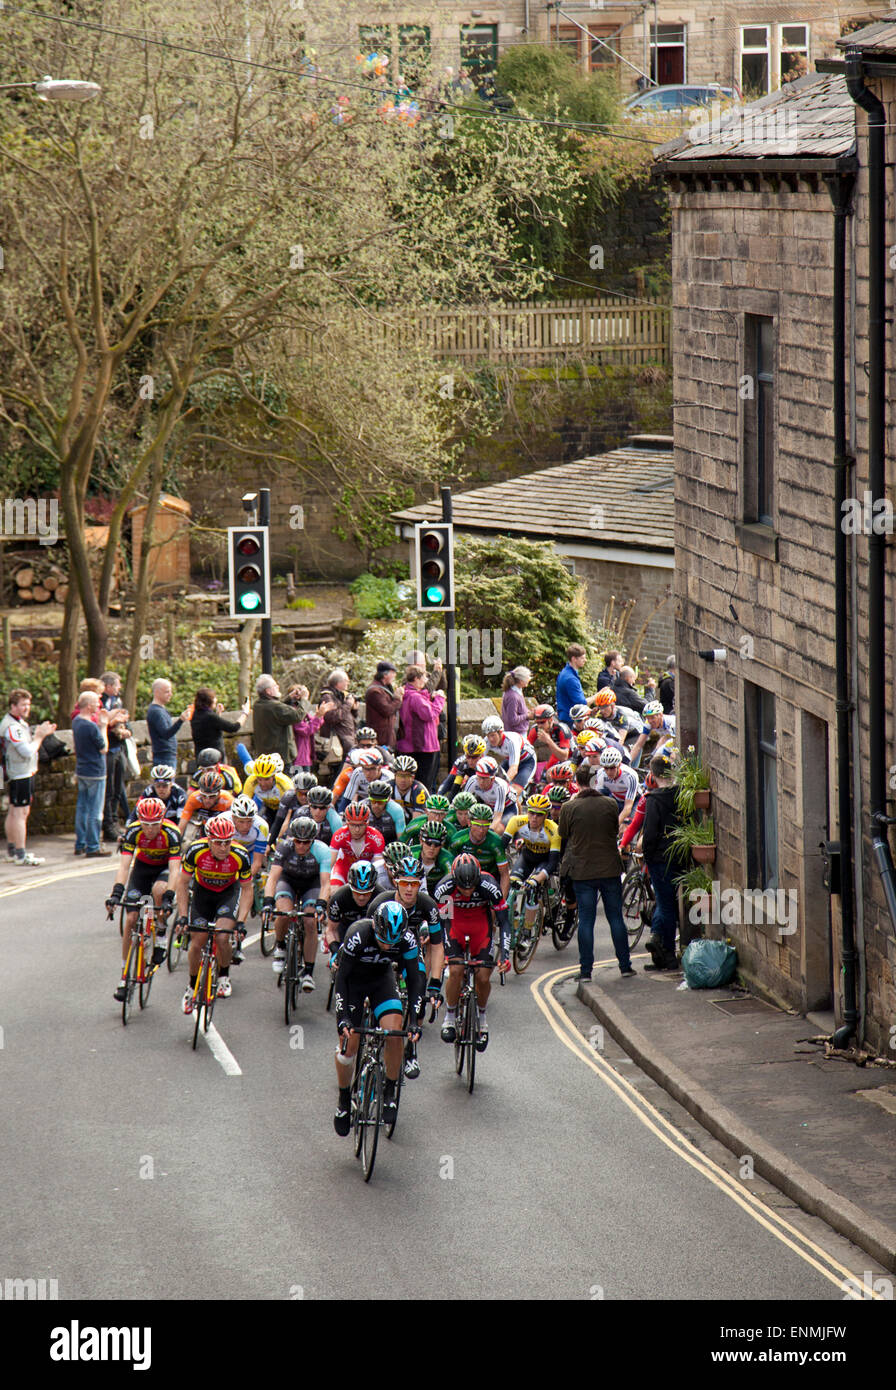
[656,22,896,1052]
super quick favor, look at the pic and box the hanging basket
[691,843,716,865]
[694,789,711,810]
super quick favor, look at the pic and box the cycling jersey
[307,813,340,847]
[231,813,269,860]
[370,887,441,947]
[189,763,242,794]
[269,789,311,841]
[438,755,481,799]
[179,790,233,826]
[527,721,571,772]
[363,800,406,845]
[460,775,515,821]
[392,778,429,817]
[120,819,182,867]
[488,730,524,771]
[434,872,510,961]
[329,826,386,890]
[182,839,252,892]
[327,885,376,945]
[447,827,509,880]
[594,764,640,808]
[130,782,187,820]
[334,919,423,1029]
[271,836,331,887]
[242,771,293,815]
[409,846,454,897]
[502,814,562,859]
[401,813,449,847]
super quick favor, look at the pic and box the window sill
[735,522,778,561]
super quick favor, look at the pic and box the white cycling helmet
[481,716,504,736]
[600,747,623,768]
[475,756,499,777]
[231,794,257,819]
[269,753,284,774]
[568,704,590,722]
[642,701,664,717]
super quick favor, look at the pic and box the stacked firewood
[11,556,69,605]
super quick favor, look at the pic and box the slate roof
[837,21,896,52]
[655,72,855,164]
[392,444,674,553]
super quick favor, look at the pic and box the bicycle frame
[188,923,234,1048]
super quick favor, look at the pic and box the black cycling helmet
[307,785,333,808]
[292,770,318,792]
[289,816,317,842]
[367,779,392,802]
[348,860,378,893]
[452,852,481,892]
[371,900,407,948]
[197,748,222,767]
[356,726,378,743]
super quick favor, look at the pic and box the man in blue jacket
[555,644,595,726]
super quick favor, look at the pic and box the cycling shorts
[273,879,320,908]
[126,860,169,898]
[7,776,34,808]
[512,849,547,882]
[190,883,240,926]
[445,918,494,964]
[339,968,404,1027]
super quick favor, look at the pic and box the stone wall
[570,555,673,673]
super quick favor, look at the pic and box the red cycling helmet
[136,797,165,822]
[452,852,482,891]
[475,756,499,778]
[344,802,371,825]
[205,814,234,841]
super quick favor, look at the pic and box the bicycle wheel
[387,1008,409,1141]
[361,1062,382,1182]
[138,923,156,1010]
[454,992,467,1075]
[260,911,274,957]
[622,868,648,950]
[352,1060,366,1158]
[121,939,136,1027]
[203,957,219,1034]
[166,918,185,972]
[512,895,541,974]
[552,897,578,950]
[191,960,206,1050]
[117,903,126,939]
[284,929,298,1026]
[465,990,478,1094]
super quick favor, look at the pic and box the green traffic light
[239,591,262,611]
[425,585,446,606]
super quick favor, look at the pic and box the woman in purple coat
[395,665,445,790]
[500,666,532,737]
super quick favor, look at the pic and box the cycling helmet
[468,803,493,825]
[231,794,257,819]
[289,815,317,841]
[595,689,616,708]
[252,755,277,779]
[270,754,285,774]
[292,770,318,792]
[584,717,603,731]
[452,790,477,812]
[576,730,597,749]
[198,768,225,794]
[348,860,378,892]
[396,854,426,882]
[150,764,176,783]
[452,852,481,891]
[583,739,604,756]
[475,756,498,777]
[533,704,555,722]
[549,761,574,782]
[526,793,551,815]
[481,715,504,736]
[600,747,623,768]
[358,751,380,771]
[343,802,370,825]
[547,785,571,806]
[394,755,418,774]
[462,735,486,758]
[644,770,658,790]
[356,726,378,743]
[420,819,448,844]
[568,704,590,722]
[205,814,234,841]
[367,779,392,802]
[642,701,664,718]
[371,900,408,949]
[197,748,222,767]
[383,841,407,869]
[307,785,333,808]
[136,797,165,822]
[425,794,450,814]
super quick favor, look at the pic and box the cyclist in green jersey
[401,793,451,847]
[448,801,511,897]
[444,789,478,836]
[409,819,454,895]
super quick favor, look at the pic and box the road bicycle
[507,872,551,974]
[450,935,503,1092]
[621,851,655,951]
[344,1014,412,1181]
[277,903,324,1026]
[112,895,160,1027]
[188,922,234,1051]
[550,874,578,951]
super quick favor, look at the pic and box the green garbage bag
[681,939,737,989]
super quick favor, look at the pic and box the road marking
[202,1022,242,1075]
[532,964,884,1298]
[0,861,112,899]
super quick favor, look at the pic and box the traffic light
[415,522,454,612]
[228,526,270,619]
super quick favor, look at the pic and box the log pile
[11,555,70,605]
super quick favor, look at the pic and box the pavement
[576,955,896,1275]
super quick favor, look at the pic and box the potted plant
[674,746,711,816]
[668,815,716,867]
[675,863,714,915]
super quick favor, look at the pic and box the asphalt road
[0,865,875,1301]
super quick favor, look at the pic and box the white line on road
[202,1022,242,1076]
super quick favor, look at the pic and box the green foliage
[286,597,315,610]
[668,817,716,865]
[2,659,245,724]
[674,864,714,895]
[674,747,711,817]
[349,573,405,621]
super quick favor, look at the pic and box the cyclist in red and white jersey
[328,802,386,892]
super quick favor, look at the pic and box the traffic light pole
[259,488,273,676]
[441,485,457,764]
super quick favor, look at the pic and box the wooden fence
[291,298,669,367]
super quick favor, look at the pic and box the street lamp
[0,76,101,102]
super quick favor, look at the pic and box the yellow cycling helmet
[252,754,277,778]
[525,794,551,814]
[576,729,596,749]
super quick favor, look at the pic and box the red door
[657,47,684,84]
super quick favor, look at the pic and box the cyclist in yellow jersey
[501,794,561,934]
[242,752,293,817]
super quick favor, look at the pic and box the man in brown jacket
[364,661,403,748]
[557,765,636,981]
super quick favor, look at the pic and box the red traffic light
[421,530,445,553]
[237,535,261,556]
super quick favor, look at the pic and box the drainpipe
[824,169,859,1047]
[844,50,896,1041]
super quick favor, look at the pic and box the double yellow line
[532,963,884,1298]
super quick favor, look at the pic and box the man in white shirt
[0,687,56,865]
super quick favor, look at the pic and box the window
[743,315,775,527]
[588,26,621,72]
[741,25,770,95]
[745,685,778,892]
[359,24,391,64]
[780,24,809,83]
[557,25,583,63]
[398,25,430,85]
[650,24,686,85]
[460,23,499,76]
